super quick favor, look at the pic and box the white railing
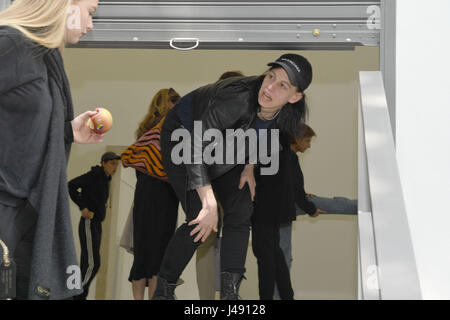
[358,71,421,299]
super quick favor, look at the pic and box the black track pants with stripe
[73,218,102,300]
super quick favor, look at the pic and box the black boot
[220,272,245,300]
[152,277,183,300]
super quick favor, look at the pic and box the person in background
[251,123,325,300]
[128,88,181,300]
[0,0,101,300]
[273,124,357,300]
[68,151,120,300]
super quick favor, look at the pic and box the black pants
[251,223,294,300]
[159,110,253,283]
[0,201,37,300]
[73,218,102,300]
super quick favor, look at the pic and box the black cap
[267,54,313,92]
[101,151,120,163]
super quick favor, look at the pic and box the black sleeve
[291,152,316,215]
[68,171,94,211]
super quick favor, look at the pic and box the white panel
[359,71,421,299]
[396,0,450,300]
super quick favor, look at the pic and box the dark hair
[218,71,244,81]
[276,94,308,144]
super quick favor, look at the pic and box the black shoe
[152,277,184,300]
[220,272,245,300]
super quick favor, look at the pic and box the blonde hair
[0,0,71,48]
[135,88,181,139]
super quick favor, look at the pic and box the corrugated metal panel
[74,1,381,50]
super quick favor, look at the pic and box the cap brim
[102,156,121,162]
[267,61,299,87]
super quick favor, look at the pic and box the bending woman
[154,54,314,300]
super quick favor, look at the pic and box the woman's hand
[310,208,326,217]
[72,110,104,144]
[81,208,95,219]
[188,185,219,243]
[239,164,256,201]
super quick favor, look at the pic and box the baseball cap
[101,151,121,163]
[267,54,313,92]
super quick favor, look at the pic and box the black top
[253,146,316,225]
[68,166,111,222]
[175,76,264,190]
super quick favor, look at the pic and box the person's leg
[274,222,293,300]
[211,165,253,299]
[251,223,277,300]
[213,165,253,275]
[13,220,36,300]
[157,187,203,284]
[214,235,222,294]
[273,225,294,300]
[0,201,37,300]
[278,223,293,269]
[75,219,102,300]
[196,205,224,300]
[157,111,205,287]
[73,218,89,300]
[132,279,146,300]
[90,221,102,282]
[196,234,218,300]
[148,276,158,300]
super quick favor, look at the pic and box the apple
[87,108,113,134]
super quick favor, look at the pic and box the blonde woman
[128,89,181,300]
[0,0,100,300]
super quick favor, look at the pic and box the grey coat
[0,26,82,299]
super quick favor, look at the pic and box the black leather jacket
[185,75,266,190]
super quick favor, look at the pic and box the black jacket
[68,166,111,222]
[253,146,316,225]
[185,75,264,190]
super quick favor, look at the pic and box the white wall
[396,0,450,299]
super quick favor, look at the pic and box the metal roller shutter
[74,0,382,50]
